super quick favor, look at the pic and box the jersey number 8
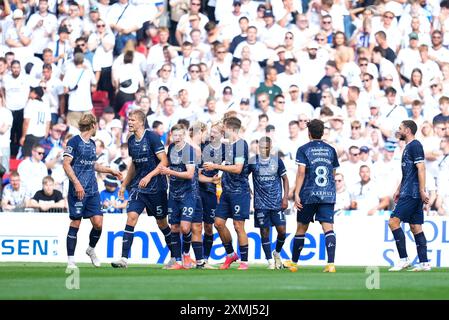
[315,166,328,187]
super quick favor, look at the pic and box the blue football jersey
[221,139,250,194]
[199,141,222,194]
[249,155,287,210]
[399,139,425,199]
[63,135,98,196]
[128,130,167,194]
[295,140,339,204]
[167,142,196,199]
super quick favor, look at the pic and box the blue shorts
[68,193,102,220]
[254,209,286,228]
[392,196,424,224]
[127,190,167,220]
[200,190,217,224]
[168,194,201,225]
[215,192,250,221]
[297,203,335,224]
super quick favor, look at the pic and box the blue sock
[414,232,428,263]
[171,232,182,261]
[223,242,234,255]
[275,233,286,253]
[239,244,249,262]
[122,225,135,258]
[261,237,272,260]
[182,231,192,255]
[192,241,203,262]
[66,226,79,256]
[160,226,172,255]
[203,233,214,259]
[89,228,102,248]
[292,234,305,263]
[325,230,336,263]
[392,228,408,259]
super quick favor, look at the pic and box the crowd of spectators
[0,0,448,215]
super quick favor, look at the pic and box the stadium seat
[9,158,22,172]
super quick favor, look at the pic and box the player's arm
[281,173,289,210]
[294,164,306,209]
[120,161,136,190]
[94,162,123,181]
[416,162,429,204]
[198,169,220,184]
[63,156,85,200]
[161,164,195,179]
[139,151,168,188]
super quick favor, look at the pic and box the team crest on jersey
[142,144,147,152]
[65,146,73,153]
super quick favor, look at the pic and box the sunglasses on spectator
[322,21,332,24]
[335,179,342,182]
[383,15,394,19]
[190,69,200,73]
[351,152,360,156]
[97,24,105,27]
[352,126,361,130]
[359,63,367,66]
[276,100,285,104]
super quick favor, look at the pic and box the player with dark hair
[203,117,251,270]
[249,136,289,269]
[111,109,173,269]
[63,113,122,269]
[160,124,204,269]
[290,119,340,272]
[388,120,431,271]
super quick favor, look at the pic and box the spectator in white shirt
[5,9,32,62]
[21,86,51,159]
[349,165,390,215]
[17,143,49,200]
[0,92,13,172]
[335,172,351,212]
[27,0,58,58]
[1,171,28,212]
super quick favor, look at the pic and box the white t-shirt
[3,73,32,111]
[26,12,58,54]
[89,31,115,70]
[0,107,13,148]
[63,67,96,112]
[17,159,49,199]
[24,99,51,137]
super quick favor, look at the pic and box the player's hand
[75,182,85,200]
[139,175,152,188]
[367,208,377,216]
[160,166,171,176]
[294,194,303,210]
[211,174,220,184]
[203,162,215,171]
[393,190,400,203]
[420,190,430,204]
[118,186,126,200]
[281,197,288,210]
[111,170,123,181]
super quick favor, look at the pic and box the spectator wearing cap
[349,165,390,215]
[5,9,32,62]
[259,9,285,53]
[216,86,236,115]
[83,5,101,37]
[26,0,58,60]
[100,175,128,213]
[62,52,97,128]
[27,176,65,212]
[48,25,73,68]
[3,59,33,157]
[395,32,421,85]
[285,84,314,120]
[21,86,51,159]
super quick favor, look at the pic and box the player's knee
[233,221,245,234]
[180,224,191,234]
[156,218,168,229]
[171,224,180,233]
[214,219,225,230]
[389,218,400,229]
[260,228,270,238]
[204,223,214,235]
[410,224,422,234]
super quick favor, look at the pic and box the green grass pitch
[1,263,448,300]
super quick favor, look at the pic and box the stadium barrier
[0,212,448,267]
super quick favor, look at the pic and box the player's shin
[67,226,79,257]
[159,225,173,255]
[171,232,182,261]
[324,230,336,263]
[275,233,286,253]
[414,232,428,263]
[292,235,305,263]
[392,228,408,258]
[261,236,272,260]
[89,227,102,248]
[203,233,214,260]
[182,231,192,255]
[122,225,135,258]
